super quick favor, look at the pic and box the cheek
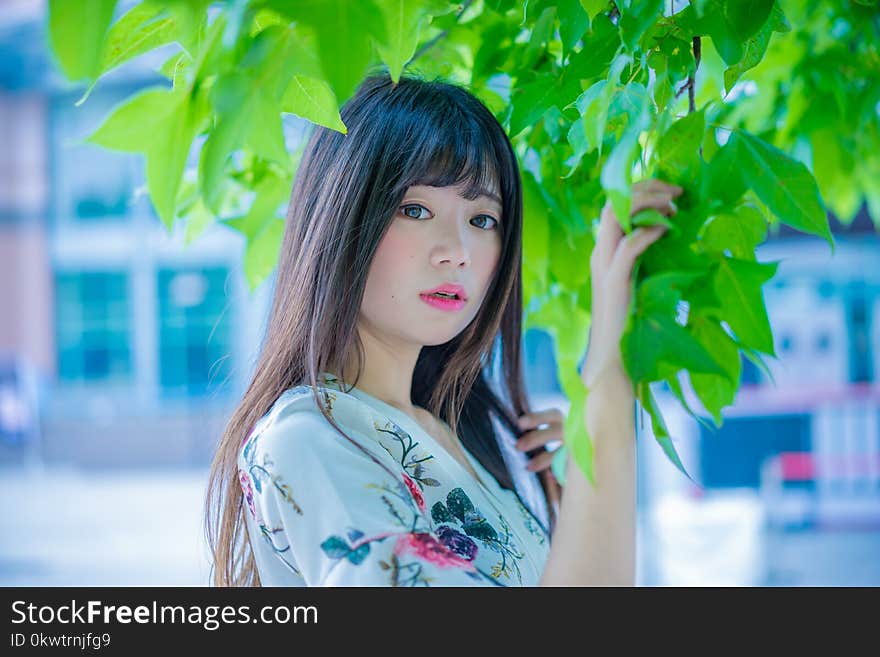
[364,225,415,301]
[478,238,503,291]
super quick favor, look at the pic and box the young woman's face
[359,182,503,347]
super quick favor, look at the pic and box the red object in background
[778,451,880,482]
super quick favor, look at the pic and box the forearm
[539,376,637,586]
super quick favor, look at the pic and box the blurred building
[0,5,273,468]
[1,3,879,517]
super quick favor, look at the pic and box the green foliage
[47,0,876,485]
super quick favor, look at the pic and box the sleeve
[246,407,498,587]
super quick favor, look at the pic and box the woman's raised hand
[580,179,683,392]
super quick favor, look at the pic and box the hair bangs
[393,105,503,205]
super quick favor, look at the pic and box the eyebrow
[467,188,502,207]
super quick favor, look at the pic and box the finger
[631,192,680,217]
[515,424,565,451]
[517,408,565,431]
[526,450,557,473]
[591,205,625,274]
[608,225,667,278]
[635,179,683,196]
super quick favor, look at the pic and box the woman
[205,71,682,586]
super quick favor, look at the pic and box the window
[158,268,233,396]
[699,414,811,488]
[55,271,132,381]
[523,328,562,396]
[51,89,145,224]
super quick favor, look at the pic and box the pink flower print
[393,533,477,571]
[402,474,426,513]
[239,469,258,520]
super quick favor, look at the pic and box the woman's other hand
[515,408,565,473]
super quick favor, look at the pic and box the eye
[400,204,430,220]
[472,215,499,231]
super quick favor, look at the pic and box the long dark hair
[205,69,562,586]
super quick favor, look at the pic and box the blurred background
[1,0,878,586]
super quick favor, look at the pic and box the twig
[674,36,701,115]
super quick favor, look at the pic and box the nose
[430,221,471,269]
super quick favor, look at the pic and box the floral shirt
[237,372,552,586]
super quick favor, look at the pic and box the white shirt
[237,372,551,586]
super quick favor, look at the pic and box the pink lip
[420,293,466,312]
[420,283,467,300]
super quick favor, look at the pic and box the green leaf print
[347,543,370,565]
[462,515,499,542]
[320,536,351,559]
[431,501,455,524]
[445,488,475,523]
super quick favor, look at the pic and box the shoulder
[239,384,394,470]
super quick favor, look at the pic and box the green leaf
[713,256,779,355]
[374,0,429,82]
[618,0,663,51]
[561,370,594,487]
[658,365,717,433]
[88,84,208,228]
[282,76,347,133]
[273,0,388,103]
[565,80,613,173]
[579,0,608,19]
[723,15,772,92]
[699,204,767,259]
[600,126,640,231]
[243,217,285,291]
[729,131,834,248]
[520,5,556,71]
[521,172,550,305]
[100,2,177,77]
[145,93,207,229]
[632,208,677,234]
[557,0,591,54]
[622,313,727,383]
[158,51,192,87]
[48,0,118,81]
[691,3,743,65]
[227,174,291,290]
[700,140,746,208]
[636,270,704,315]
[638,382,698,484]
[87,87,180,152]
[723,0,774,41]
[599,81,653,230]
[549,215,594,291]
[510,76,558,138]
[225,173,290,240]
[200,71,289,214]
[183,198,216,246]
[565,13,621,81]
[654,109,705,185]
[688,315,742,426]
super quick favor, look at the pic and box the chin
[420,329,464,347]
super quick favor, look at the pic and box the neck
[331,323,423,419]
